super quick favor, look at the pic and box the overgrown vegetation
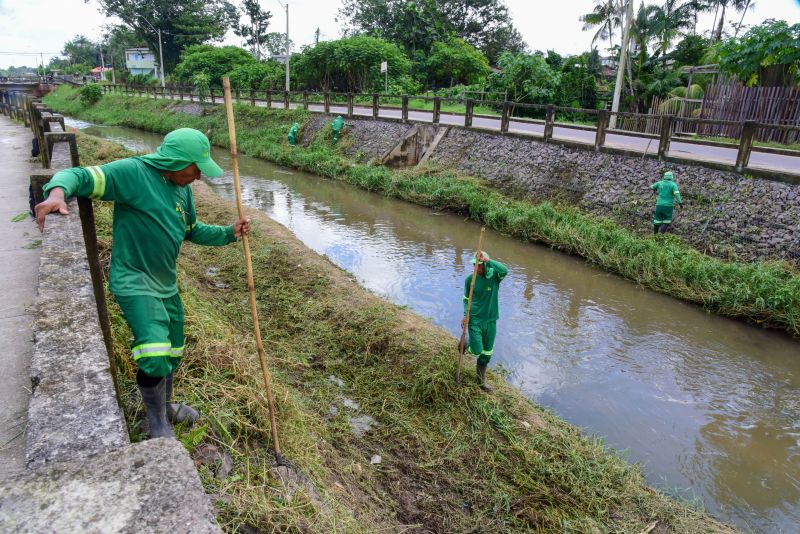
[76,132,734,533]
[46,86,800,339]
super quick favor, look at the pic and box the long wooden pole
[456,227,486,383]
[222,77,282,460]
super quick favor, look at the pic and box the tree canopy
[337,0,526,64]
[233,0,272,60]
[715,19,800,86]
[173,45,255,86]
[425,38,489,88]
[489,52,560,104]
[92,0,237,70]
[293,35,412,93]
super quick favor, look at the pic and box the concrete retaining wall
[0,99,222,532]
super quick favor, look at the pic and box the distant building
[125,48,157,77]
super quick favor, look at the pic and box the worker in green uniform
[34,128,250,439]
[461,251,509,391]
[651,170,683,234]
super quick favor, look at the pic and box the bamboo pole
[222,77,282,460]
[456,227,486,383]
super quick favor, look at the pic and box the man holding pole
[461,250,508,391]
[34,128,250,439]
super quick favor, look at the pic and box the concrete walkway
[0,115,40,479]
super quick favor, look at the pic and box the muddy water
[69,120,800,532]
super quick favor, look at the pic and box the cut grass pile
[47,85,800,338]
[75,132,734,533]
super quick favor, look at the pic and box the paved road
[159,93,799,175]
[0,115,40,479]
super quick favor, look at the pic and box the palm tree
[652,0,693,66]
[580,0,624,53]
[733,0,756,36]
[630,2,659,75]
[683,0,713,35]
[711,0,752,41]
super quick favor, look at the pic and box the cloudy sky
[1,0,799,69]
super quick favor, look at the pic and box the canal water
[67,119,800,532]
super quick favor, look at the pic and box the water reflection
[72,120,800,532]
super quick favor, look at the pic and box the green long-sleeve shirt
[463,259,509,323]
[651,178,682,207]
[44,157,236,298]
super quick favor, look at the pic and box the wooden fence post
[465,99,474,127]
[347,93,354,118]
[324,92,330,113]
[372,93,379,119]
[283,90,289,109]
[267,90,272,109]
[543,105,555,140]
[595,110,609,151]
[501,101,512,133]
[432,96,441,124]
[736,121,757,171]
[657,115,674,159]
[250,89,256,106]
[402,95,409,123]
[210,87,216,104]
[303,91,309,110]
[235,87,240,104]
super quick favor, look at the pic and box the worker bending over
[461,251,508,391]
[651,170,683,234]
[35,128,250,439]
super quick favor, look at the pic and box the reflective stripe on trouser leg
[116,293,186,378]
[653,205,673,225]
[467,320,497,364]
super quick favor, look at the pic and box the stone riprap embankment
[426,128,799,264]
[302,115,411,162]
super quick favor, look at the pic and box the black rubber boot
[659,223,670,234]
[476,360,493,392]
[653,224,659,235]
[165,372,200,425]
[138,378,175,439]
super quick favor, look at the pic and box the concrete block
[26,200,128,469]
[0,438,221,533]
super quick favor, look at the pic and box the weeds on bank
[75,132,734,532]
[50,87,800,338]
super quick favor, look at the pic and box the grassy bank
[47,85,800,338]
[75,133,733,533]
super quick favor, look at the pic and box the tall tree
[652,0,693,66]
[579,0,623,53]
[90,0,237,71]
[337,0,526,64]
[262,32,294,57]
[710,0,751,41]
[233,0,272,59]
[62,35,99,66]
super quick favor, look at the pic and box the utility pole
[275,0,290,92]
[99,46,106,82]
[140,15,165,88]
[609,0,633,130]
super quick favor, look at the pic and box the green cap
[138,128,223,178]
[663,171,674,181]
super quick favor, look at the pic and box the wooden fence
[697,83,800,144]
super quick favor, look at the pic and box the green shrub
[79,83,103,106]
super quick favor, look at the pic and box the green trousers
[116,293,185,378]
[467,320,497,365]
[653,204,674,225]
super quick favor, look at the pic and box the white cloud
[2,0,799,69]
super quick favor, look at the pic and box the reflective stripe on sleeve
[87,166,107,199]
[131,342,173,361]
[170,345,185,357]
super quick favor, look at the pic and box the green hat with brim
[471,251,490,264]
[137,128,224,178]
